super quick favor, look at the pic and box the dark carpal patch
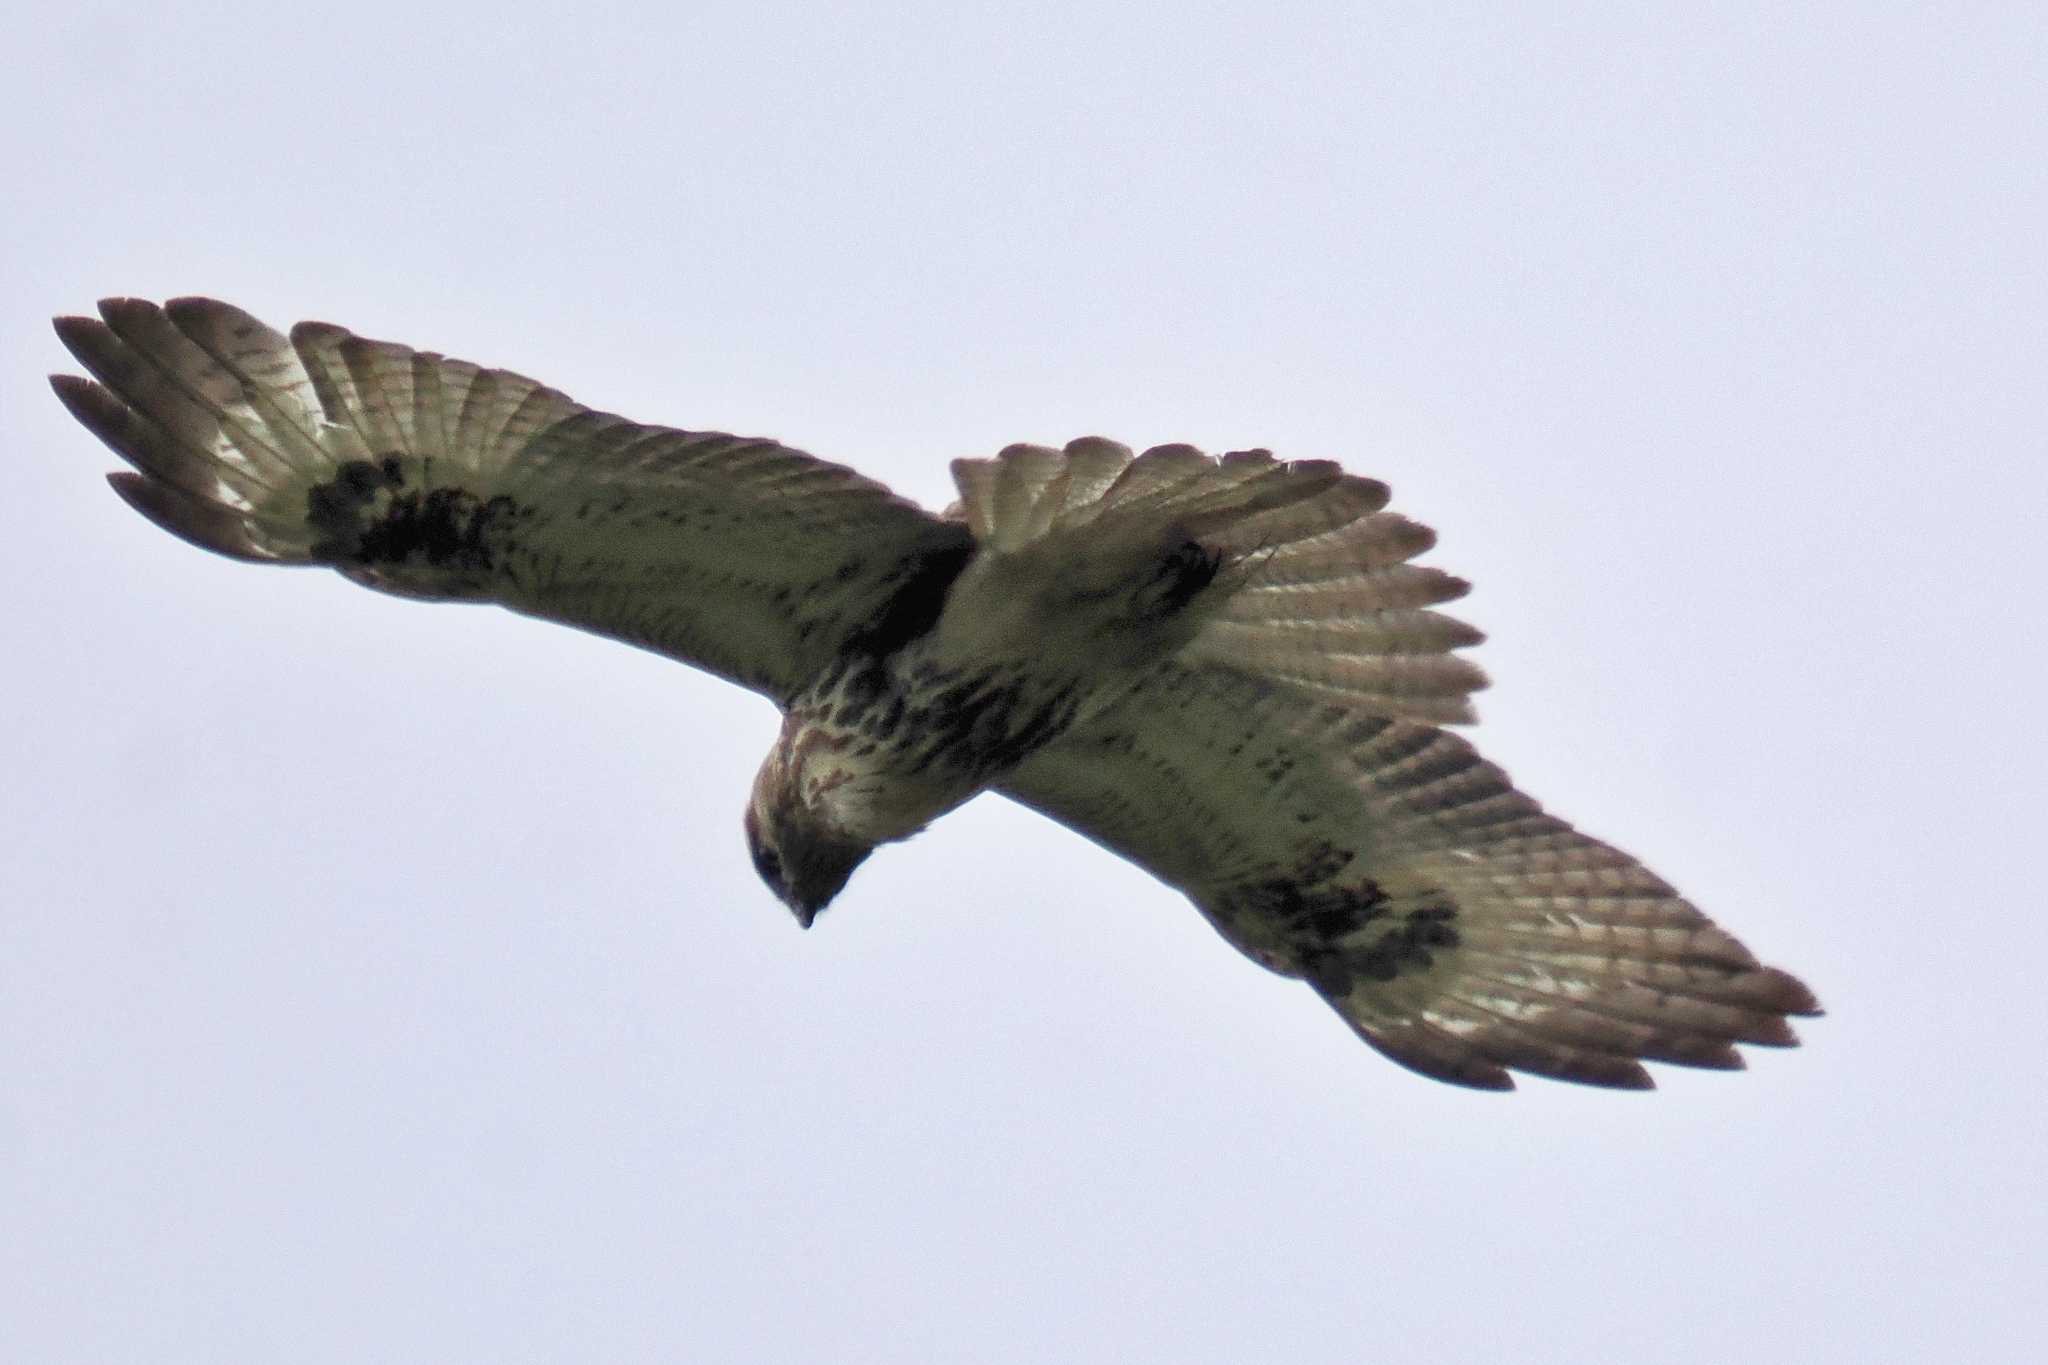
[307,456,527,573]
[1242,874,1391,940]
[1232,872,1461,995]
[1347,902,1462,988]
[305,456,404,548]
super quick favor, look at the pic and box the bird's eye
[751,846,783,883]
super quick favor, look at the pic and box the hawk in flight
[51,298,1819,1090]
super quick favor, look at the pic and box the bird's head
[743,727,874,927]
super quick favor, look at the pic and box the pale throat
[770,705,974,848]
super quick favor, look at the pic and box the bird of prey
[50,297,1819,1091]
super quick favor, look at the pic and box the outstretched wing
[52,298,972,702]
[1001,663,1820,1091]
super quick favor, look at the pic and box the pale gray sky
[4,3,2042,1361]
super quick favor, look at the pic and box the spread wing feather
[53,298,970,701]
[1000,663,1819,1090]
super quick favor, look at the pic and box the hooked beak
[777,878,832,930]
[781,841,870,930]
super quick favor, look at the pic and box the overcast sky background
[4,4,2042,1361]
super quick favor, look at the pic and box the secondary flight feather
[51,297,1819,1090]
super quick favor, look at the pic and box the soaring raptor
[50,297,1819,1090]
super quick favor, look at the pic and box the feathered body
[50,297,1819,1090]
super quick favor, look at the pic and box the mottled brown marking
[307,455,528,574]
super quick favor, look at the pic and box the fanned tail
[949,437,1487,723]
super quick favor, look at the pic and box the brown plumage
[50,296,1819,1090]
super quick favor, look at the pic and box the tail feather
[950,437,1487,723]
[1256,512,1442,580]
[1205,609,1484,659]
[1182,470,1381,548]
[1227,569,1476,617]
[1079,442,1216,518]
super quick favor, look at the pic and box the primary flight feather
[51,297,1819,1091]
